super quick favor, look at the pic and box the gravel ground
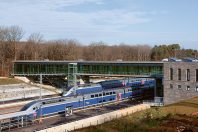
[0,84,56,101]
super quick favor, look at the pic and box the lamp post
[102,90,103,107]
[23,85,25,99]
[2,89,5,104]
[39,74,42,100]
[39,74,43,123]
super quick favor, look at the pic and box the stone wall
[163,62,198,104]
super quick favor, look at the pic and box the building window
[178,69,181,81]
[186,69,190,81]
[178,85,181,89]
[196,69,198,82]
[186,86,190,91]
[170,68,173,80]
[195,87,198,92]
[170,84,173,89]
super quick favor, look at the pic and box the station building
[163,58,198,104]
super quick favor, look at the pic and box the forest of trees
[0,25,198,76]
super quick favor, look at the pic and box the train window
[103,100,106,102]
[99,93,102,96]
[91,95,94,98]
[113,92,116,94]
[110,92,112,95]
[44,99,59,105]
[95,94,98,97]
[103,92,106,96]
[106,92,109,95]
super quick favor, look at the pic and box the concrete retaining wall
[0,100,30,109]
[37,104,150,132]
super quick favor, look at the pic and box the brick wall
[163,62,198,104]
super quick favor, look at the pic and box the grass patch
[76,97,198,132]
[0,78,24,85]
[161,97,198,115]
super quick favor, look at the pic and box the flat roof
[13,60,164,64]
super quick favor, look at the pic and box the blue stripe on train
[37,91,139,116]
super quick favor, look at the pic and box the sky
[0,0,197,49]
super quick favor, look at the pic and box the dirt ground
[149,114,198,132]
[0,77,23,85]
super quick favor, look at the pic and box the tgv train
[19,78,155,118]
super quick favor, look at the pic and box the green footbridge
[12,60,163,77]
[12,60,164,96]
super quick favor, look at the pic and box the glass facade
[13,63,68,75]
[13,62,163,77]
[78,64,163,76]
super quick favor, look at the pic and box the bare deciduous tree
[5,26,25,60]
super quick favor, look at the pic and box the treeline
[151,44,198,60]
[0,25,198,76]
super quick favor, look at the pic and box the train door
[124,89,126,99]
[36,105,43,117]
[116,93,122,101]
[83,96,85,109]
[98,93,103,104]
[65,106,73,116]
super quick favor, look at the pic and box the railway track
[4,99,141,132]
[0,94,60,105]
